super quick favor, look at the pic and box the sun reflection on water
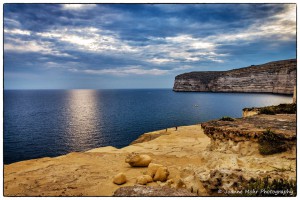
[64,90,101,151]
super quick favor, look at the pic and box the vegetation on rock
[243,103,296,115]
[258,129,289,155]
[219,116,235,121]
[240,177,296,196]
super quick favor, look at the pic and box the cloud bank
[4,4,296,89]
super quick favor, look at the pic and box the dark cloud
[4,4,296,89]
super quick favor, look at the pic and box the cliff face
[173,59,296,94]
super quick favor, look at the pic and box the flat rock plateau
[4,111,296,196]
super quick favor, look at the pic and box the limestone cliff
[173,59,296,94]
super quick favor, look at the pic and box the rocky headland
[4,104,296,197]
[173,59,296,94]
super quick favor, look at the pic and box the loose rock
[136,175,153,185]
[153,166,169,182]
[147,163,164,177]
[113,173,127,185]
[125,153,152,167]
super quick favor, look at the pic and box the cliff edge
[173,59,296,94]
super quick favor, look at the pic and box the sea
[4,89,293,164]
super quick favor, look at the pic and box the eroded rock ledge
[173,59,296,94]
[201,114,296,156]
[130,129,172,145]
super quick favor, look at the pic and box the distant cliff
[173,59,296,94]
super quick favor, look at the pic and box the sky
[4,4,296,89]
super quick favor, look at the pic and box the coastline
[4,115,296,196]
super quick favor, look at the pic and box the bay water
[4,89,292,164]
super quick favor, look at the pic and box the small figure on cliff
[166,128,168,132]
[175,126,178,131]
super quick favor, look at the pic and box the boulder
[136,175,153,185]
[147,163,164,177]
[153,166,169,182]
[125,153,152,167]
[113,173,127,185]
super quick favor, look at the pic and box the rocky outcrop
[173,59,296,94]
[178,167,208,195]
[201,114,296,156]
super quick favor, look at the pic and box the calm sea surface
[4,89,293,164]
